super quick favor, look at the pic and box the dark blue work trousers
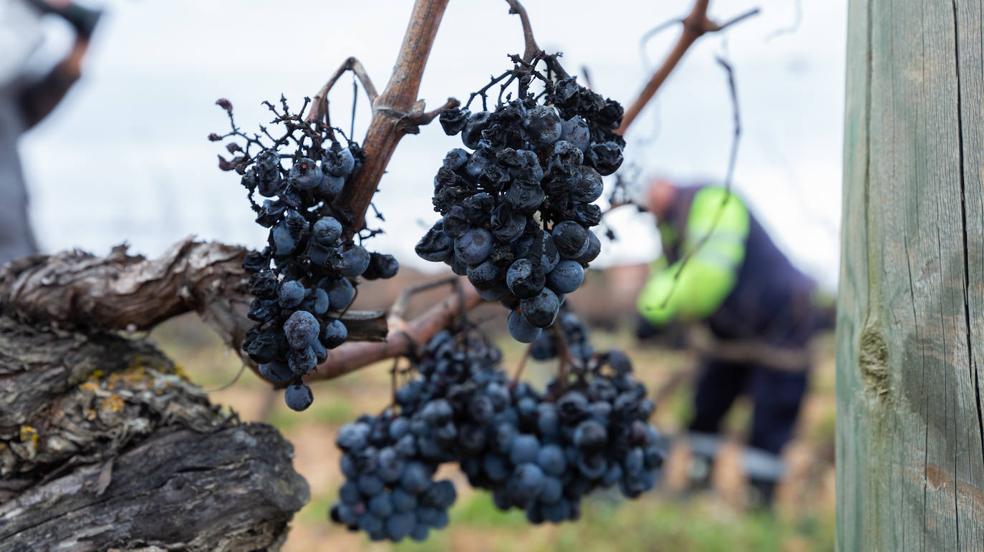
[688,358,809,456]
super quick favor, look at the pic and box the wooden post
[837,0,984,549]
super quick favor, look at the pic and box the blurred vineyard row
[151,267,835,552]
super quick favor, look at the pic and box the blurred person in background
[0,0,100,265]
[635,178,828,507]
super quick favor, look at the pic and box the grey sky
[20,0,846,288]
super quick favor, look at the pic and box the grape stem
[375,97,461,135]
[503,0,540,63]
[618,2,759,135]
[580,65,594,90]
[389,356,401,407]
[765,0,801,41]
[511,342,534,387]
[390,275,462,322]
[503,0,570,79]
[550,324,578,395]
[464,69,516,111]
[305,57,378,125]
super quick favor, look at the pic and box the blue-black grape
[525,105,563,146]
[323,142,356,177]
[454,228,494,266]
[440,108,471,137]
[507,310,542,343]
[576,230,601,264]
[312,216,343,246]
[547,260,585,294]
[283,310,320,350]
[553,221,588,258]
[284,383,313,411]
[509,434,541,465]
[325,277,356,311]
[363,253,400,280]
[415,221,454,263]
[506,258,544,299]
[519,288,561,328]
[215,96,400,411]
[417,63,623,341]
[258,360,293,384]
[560,115,591,152]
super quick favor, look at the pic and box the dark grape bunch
[330,330,502,542]
[455,345,663,524]
[330,316,664,542]
[415,57,625,343]
[210,97,399,411]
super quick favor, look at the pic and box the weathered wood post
[837,0,984,549]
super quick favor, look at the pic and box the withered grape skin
[416,60,624,340]
[213,97,400,411]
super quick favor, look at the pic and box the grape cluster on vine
[454,343,663,524]
[415,55,625,343]
[330,330,500,541]
[211,96,398,411]
[330,312,664,542]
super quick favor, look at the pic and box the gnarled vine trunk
[0,316,309,550]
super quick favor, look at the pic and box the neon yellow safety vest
[637,187,750,326]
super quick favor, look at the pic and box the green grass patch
[296,494,333,524]
[451,492,527,529]
[311,399,355,426]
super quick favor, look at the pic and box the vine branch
[307,279,483,382]
[0,0,764,394]
[389,275,460,322]
[305,56,378,125]
[335,0,455,235]
[618,1,759,135]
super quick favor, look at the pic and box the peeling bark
[0,240,248,337]
[0,239,387,364]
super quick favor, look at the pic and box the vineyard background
[7,0,848,549]
[155,270,836,552]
